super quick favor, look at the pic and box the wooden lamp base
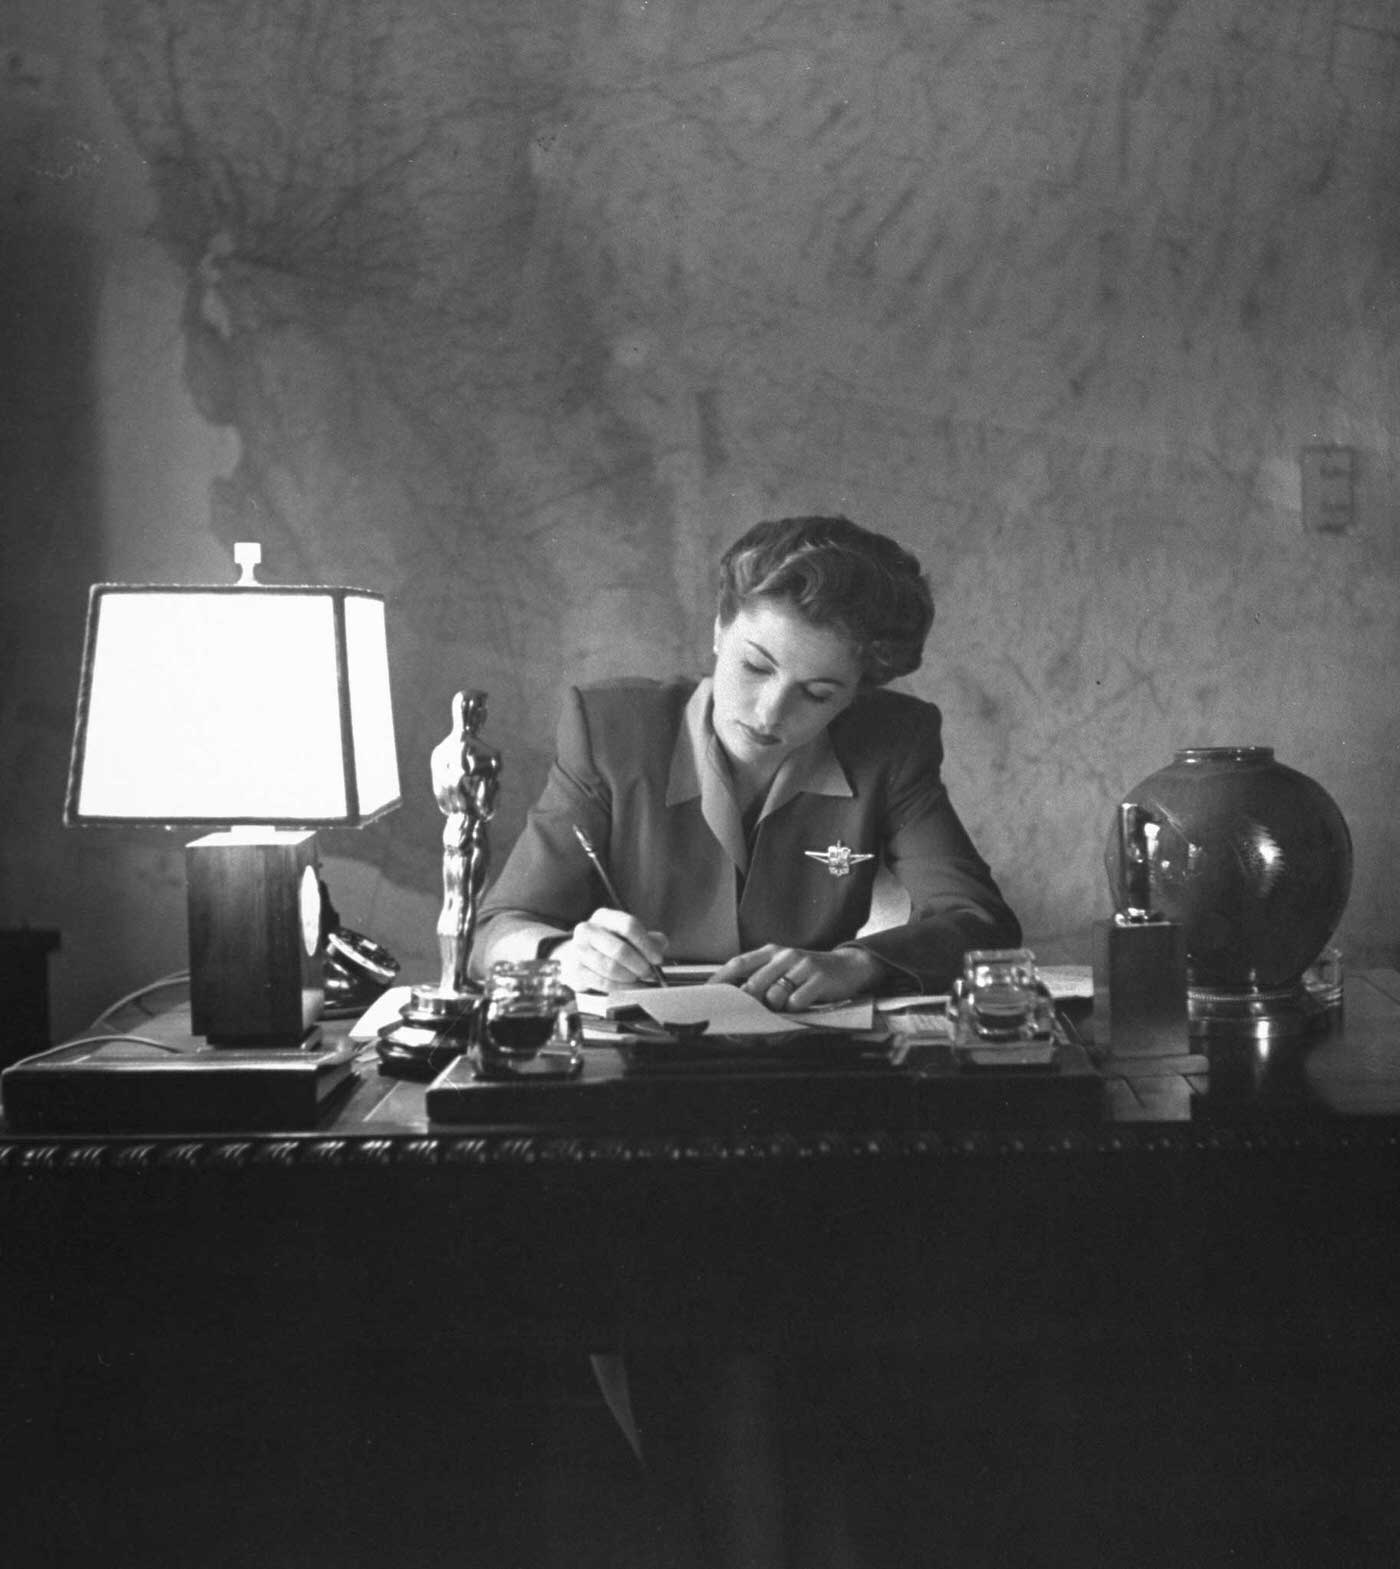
[186,830,326,1047]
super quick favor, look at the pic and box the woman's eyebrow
[745,640,850,689]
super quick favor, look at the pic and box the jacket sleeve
[471,688,613,968]
[848,703,1021,993]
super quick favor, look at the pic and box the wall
[3,0,1397,1039]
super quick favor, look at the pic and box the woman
[468,516,1023,1567]
[471,514,1020,1000]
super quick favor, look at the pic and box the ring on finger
[773,975,796,993]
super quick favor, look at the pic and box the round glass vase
[1105,747,1352,1040]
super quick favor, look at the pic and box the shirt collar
[766,716,853,813]
[667,680,854,867]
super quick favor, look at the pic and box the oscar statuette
[376,690,501,1078]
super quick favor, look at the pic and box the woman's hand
[710,944,887,1011]
[555,908,668,994]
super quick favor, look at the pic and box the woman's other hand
[710,944,887,1011]
[556,908,668,994]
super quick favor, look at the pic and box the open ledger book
[575,983,874,1036]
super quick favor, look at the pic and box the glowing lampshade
[65,550,401,1045]
[67,584,398,827]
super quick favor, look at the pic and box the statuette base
[375,983,482,1080]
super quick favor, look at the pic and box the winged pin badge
[803,840,875,878]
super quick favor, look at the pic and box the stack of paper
[576,982,874,1035]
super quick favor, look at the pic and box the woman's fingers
[559,909,667,991]
[714,945,818,1010]
[710,945,778,989]
[713,945,872,1010]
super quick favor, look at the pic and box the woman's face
[710,597,862,782]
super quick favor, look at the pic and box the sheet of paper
[660,963,716,985]
[882,1007,952,1042]
[876,994,950,1013]
[1036,964,1094,999]
[350,985,415,1040]
[576,982,872,1035]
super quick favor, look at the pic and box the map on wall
[99,0,1400,947]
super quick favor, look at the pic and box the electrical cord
[66,1033,184,1054]
[85,971,191,1031]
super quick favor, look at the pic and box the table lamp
[63,543,400,1047]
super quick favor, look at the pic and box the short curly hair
[716,516,934,686]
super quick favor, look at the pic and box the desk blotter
[424,1032,1103,1134]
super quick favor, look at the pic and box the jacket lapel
[741,728,862,946]
[667,679,748,873]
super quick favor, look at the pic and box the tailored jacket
[474,678,1021,994]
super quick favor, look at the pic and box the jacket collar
[667,678,853,871]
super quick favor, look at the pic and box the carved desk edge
[4,1117,1400,1178]
[6,967,1399,1177]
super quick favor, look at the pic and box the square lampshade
[64,569,401,1047]
[65,582,400,828]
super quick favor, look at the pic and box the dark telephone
[318,879,400,1018]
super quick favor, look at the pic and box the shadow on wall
[0,206,186,1040]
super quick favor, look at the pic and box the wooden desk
[3,972,1400,1350]
[4,974,1400,1564]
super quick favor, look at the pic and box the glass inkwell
[475,958,583,1080]
[951,948,1057,1067]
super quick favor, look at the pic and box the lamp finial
[233,542,262,584]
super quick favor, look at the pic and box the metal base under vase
[1188,977,1339,1042]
